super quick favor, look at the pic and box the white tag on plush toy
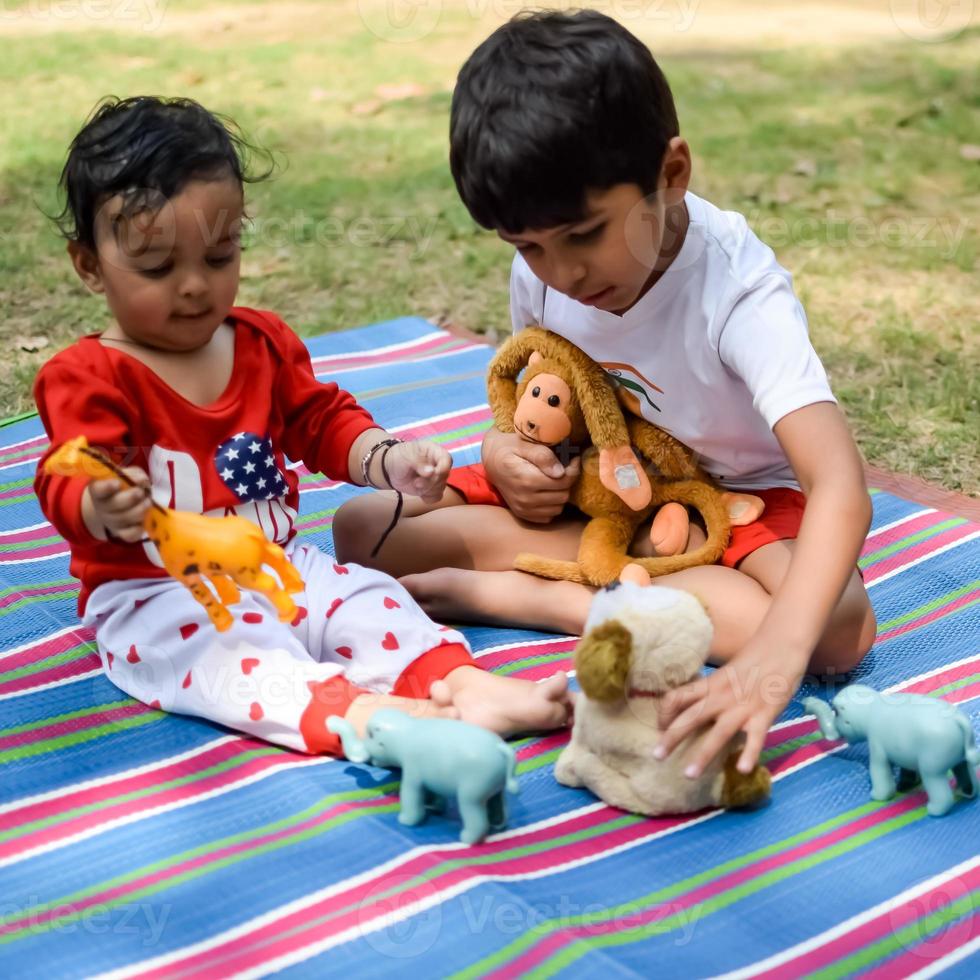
[615,464,642,490]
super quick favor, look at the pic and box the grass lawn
[1,0,977,493]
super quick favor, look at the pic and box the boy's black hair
[450,9,679,233]
[56,96,272,249]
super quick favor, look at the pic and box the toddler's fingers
[102,486,150,514]
[120,466,150,487]
[88,479,120,501]
[112,524,148,544]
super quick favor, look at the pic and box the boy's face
[499,181,686,316]
[69,177,243,352]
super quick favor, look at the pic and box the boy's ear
[659,136,692,197]
[67,242,105,294]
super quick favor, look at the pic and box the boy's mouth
[578,286,614,307]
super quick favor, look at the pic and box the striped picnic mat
[1,317,978,978]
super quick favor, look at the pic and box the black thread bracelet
[369,442,403,558]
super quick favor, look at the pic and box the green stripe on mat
[452,803,922,978]
[0,410,38,429]
[876,581,980,633]
[0,745,283,846]
[859,518,965,568]
[810,887,980,979]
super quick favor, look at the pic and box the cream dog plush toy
[555,583,771,815]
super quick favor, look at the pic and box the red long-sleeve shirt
[34,306,376,612]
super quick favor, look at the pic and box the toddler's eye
[140,264,172,279]
[548,394,560,407]
[207,254,235,268]
[531,386,540,397]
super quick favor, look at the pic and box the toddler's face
[499,182,685,316]
[78,177,243,352]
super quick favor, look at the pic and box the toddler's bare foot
[432,666,573,738]
[620,562,651,586]
[399,567,591,635]
[649,501,689,556]
[345,689,459,737]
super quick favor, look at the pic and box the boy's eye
[569,222,605,244]
[207,254,236,268]
[515,242,539,255]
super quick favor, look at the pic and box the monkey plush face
[513,351,589,447]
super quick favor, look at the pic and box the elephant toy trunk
[326,715,370,763]
[803,697,841,741]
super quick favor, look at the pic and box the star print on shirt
[214,431,287,502]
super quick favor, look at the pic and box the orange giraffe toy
[44,436,305,632]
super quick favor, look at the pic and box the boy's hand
[83,467,152,542]
[482,429,581,523]
[653,639,809,777]
[384,441,452,502]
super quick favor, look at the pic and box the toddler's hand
[384,441,452,503]
[483,429,581,523]
[83,467,152,543]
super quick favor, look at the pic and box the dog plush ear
[575,620,633,702]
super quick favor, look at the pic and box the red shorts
[445,464,806,569]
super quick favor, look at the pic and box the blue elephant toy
[803,685,980,816]
[327,710,519,843]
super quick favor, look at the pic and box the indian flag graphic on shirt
[600,361,663,415]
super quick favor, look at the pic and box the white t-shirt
[509,191,836,491]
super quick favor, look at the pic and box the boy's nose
[550,259,587,297]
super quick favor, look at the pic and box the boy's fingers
[514,444,563,479]
[684,714,741,778]
[659,678,707,726]
[737,726,766,774]
[654,699,711,758]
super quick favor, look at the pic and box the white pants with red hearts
[82,541,474,755]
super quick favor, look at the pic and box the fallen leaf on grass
[14,335,48,353]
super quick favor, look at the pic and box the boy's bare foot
[399,567,592,635]
[433,666,573,737]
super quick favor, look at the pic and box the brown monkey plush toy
[487,327,764,586]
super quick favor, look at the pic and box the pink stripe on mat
[0,745,306,864]
[490,794,925,979]
[0,629,92,673]
[0,702,146,753]
[139,807,671,979]
[310,333,472,372]
[877,589,980,644]
[0,654,100,698]
[0,583,78,611]
[755,861,980,979]
[861,511,942,552]
[863,525,976,582]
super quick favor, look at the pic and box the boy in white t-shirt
[334,9,877,776]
